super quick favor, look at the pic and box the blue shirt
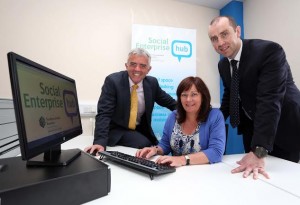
[158,108,226,164]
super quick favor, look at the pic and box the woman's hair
[176,76,211,124]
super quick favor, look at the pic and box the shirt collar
[128,77,143,88]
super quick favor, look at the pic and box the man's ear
[236,26,241,38]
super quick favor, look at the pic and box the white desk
[223,154,300,198]
[62,135,300,205]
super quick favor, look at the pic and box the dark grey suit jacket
[93,71,177,147]
[219,39,300,152]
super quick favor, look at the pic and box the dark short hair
[210,15,238,30]
[176,76,211,124]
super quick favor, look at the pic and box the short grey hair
[127,48,151,65]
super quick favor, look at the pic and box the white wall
[0,0,220,135]
[244,0,300,87]
[2,0,299,136]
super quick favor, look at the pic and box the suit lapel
[219,58,231,87]
[239,40,250,80]
[121,71,131,118]
[142,78,152,114]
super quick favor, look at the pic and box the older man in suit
[85,48,176,154]
[208,16,300,179]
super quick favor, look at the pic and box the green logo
[39,116,46,128]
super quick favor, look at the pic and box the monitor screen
[7,52,82,166]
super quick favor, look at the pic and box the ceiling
[177,0,243,10]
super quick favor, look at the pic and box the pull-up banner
[132,24,196,139]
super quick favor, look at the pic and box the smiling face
[208,16,242,59]
[125,54,151,84]
[180,84,201,115]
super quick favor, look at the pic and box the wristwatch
[184,155,190,165]
[252,146,268,158]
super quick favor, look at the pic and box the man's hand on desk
[84,144,105,156]
[231,152,270,180]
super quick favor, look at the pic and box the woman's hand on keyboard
[136,147,156,159]
[156,156,186,167]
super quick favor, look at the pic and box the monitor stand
[26,145,81,166]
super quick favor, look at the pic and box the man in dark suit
[208,16,300,179]
[85,48,176,154]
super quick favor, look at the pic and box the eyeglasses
[180,92,200,99]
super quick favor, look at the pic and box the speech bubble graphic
[63,90,78,123]
[171,40,192,62]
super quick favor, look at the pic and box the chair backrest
[0,98,20,158]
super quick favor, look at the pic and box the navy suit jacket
[93,71,177,147]
[219,39,300,152]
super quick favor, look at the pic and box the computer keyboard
[99,151,176,180]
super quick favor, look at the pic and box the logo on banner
[135,37,192,62]
[171,40,192,62]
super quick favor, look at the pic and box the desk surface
[62,135,300,205]
[223,154,300,198]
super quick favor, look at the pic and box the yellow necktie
[128,84,138,130]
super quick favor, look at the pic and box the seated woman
[136,76,226,166]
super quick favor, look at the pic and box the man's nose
[217,38,225,47]
[134,65,142,71]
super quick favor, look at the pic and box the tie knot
[230,60,238,67]
[132,84,138,90]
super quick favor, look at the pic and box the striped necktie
[128,84,138,130]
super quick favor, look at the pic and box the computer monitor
[7,52,83,166]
